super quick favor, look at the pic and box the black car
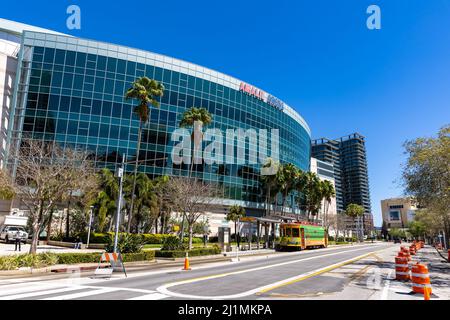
[393,238,402,244]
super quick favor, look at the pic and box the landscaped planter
[0,251,155,271]
[155,247,221,258]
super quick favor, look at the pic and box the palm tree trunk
[128,122,143,233]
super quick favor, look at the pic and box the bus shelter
[239,216,283,250]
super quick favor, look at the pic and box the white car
[0,225,28,244]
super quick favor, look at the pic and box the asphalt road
[0,243,392,300]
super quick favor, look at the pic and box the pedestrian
[15,234,21,252]
[74,236,82,249]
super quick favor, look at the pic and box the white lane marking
[0,286,87,300]
[0,283,65,297]
[157,247,388,300]
[381,270,393,300]
[41,287,117,300]
[127,293,169,300]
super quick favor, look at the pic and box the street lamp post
[114,155,125,253]
[236,217,240,261]
[86,205,94,249]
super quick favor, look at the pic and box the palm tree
[226,205,246,248]
[260,158,280,217]
[276,163,299,216]
[125,77,164,233]
[321,180,335,228]
[179,107,213,178]
[94,168,119,232]
[178,107,212,240]
[131,173,157,233]
[345,203,365,242]
[297,172,323,221]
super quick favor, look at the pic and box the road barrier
[93,252,127,279]
[409,244,416,255]
[395,253,410,281]
[411,262,431,296]
[401,247,412,262]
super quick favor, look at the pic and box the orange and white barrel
[411,263,431,294]
[395,256,410,281]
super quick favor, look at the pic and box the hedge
[155,246,221,258]
[0,251,155,271]
[52,233,204,245]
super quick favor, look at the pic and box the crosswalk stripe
[0,284,61,297]
[127,293,169,300]
[41,288,117,300]
[0,286,85,300]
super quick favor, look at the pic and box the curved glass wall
[10,31,311,209]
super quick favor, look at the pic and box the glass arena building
[0,19,311,222]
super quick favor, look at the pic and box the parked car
[393,237,402,244]
[0,225,28,244]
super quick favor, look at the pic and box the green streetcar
[276,222,328,251]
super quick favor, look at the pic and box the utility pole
[114,155,125,253]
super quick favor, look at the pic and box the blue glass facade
[9,31,311,210]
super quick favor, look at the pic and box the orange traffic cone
[424,287,431,300]
[183,252,191,271]
[411,262,431,295]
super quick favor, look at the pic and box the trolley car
[275,222,328,251]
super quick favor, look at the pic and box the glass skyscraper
[312,133,373,234]
[2,20,311,216]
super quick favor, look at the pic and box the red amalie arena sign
[239,82,284,111]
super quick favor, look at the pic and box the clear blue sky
[2,0,450,226]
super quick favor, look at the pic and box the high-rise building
[312,133,373,235]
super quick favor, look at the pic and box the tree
[125,77,164,233]
[402,124,450,248]
[152,175,174,234]
[408,220,426,239]
[275,163,299,216]
[0,168,14,200]
[345,203,365,242]
[388,228,407,240]
[381,220,389,240]
[179,106,213,177]
[321,180,335,228]
[93,168,118,232]
[226,205,246,247]
[297,172,323,221]
[9,139,96,254]
[260,158,280,217]
[413,209,443,242]
[177,107,213,240]
[168,177,219,249]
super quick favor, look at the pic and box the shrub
[161,235,186,251]
[0,256,19,270]
[156,245,221,258]
[208,236,218,243]
[0,251,155,270]
[104,233,144,253]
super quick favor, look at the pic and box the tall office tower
[311,138,344,213]
[312,133,373,235]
